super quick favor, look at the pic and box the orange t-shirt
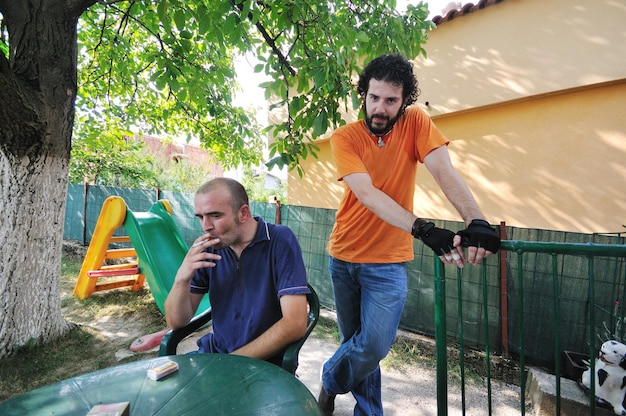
[327,106,448,263]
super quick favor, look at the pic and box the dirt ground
[297,336,524,415]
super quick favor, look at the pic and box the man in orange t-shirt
[318,54,500,416]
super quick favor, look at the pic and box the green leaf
[356,31,370,43]
[313,112,329,137]
[157,1,168,24]
[174,9,186,32]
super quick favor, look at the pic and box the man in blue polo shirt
[165,178,310,366]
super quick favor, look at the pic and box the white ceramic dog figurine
[582,340,626,415]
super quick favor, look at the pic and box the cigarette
[192,239,208,248]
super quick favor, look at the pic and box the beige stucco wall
[288,0,626,233]
[417,0,626,113]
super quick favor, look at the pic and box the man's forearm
[164,279,196,329]
[357,187,417,233]
[436,171,485,225]
[232,295,307,360]
[232,316,305,360]
[343,173,417,233]
[424,146,486,225]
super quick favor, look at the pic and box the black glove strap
[469,219,491,229]
[411,218,425,238]
[412,218,434,240]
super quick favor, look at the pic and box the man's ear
[238,204,252,221]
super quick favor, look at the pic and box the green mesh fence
[64,183,625,367]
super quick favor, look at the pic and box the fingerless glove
[456,219,500,253]
[412,219,456,255]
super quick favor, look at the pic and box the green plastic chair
[158,284,320,375]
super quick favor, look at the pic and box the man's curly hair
[357,54,420,107]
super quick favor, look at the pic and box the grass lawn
[0,250,165,402]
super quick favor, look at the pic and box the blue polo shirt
[189,216,309,361]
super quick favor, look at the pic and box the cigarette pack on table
[86,401,130,415]
[147,359,179,381]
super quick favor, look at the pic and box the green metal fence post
[481,260,492,415]
[551,254,561,415]
[456,267,466,414]
[516,251,526,416]
[434,256,448,416]
[588,256,596,416]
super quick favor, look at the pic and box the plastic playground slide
[73,197,145,299]
[123,200,211,318]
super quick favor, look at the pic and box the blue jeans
[322,257,408,416]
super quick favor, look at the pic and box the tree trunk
[0,0,94,357]
[0,154,72,356]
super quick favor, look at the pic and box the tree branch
[65,0,99,18]
[231,0,296,76]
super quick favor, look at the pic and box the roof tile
[431,0,504,25]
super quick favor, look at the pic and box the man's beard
[364,105,403,136]
[209,218,241,250]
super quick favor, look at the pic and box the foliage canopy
[73,0,434,176]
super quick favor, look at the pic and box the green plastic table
[0,354,322,415]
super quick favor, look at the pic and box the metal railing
[433,240,626,416]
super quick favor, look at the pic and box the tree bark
[0,153,72,356]
[0,0,96,357]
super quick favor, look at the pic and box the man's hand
[165,235,221,329]
[413,219,465,267]
[175,235,222,283]
[457,219,501,265]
